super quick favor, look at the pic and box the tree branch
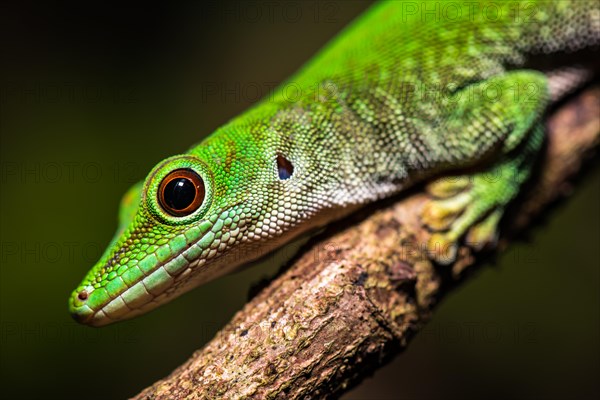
[133,86,600,400]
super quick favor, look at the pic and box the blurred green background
[1,1,598,399]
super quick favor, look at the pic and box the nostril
[78,290,88,301]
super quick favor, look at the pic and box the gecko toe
[426,176,470,199]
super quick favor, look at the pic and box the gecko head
[68,152,248,326]
[69,146,298,326]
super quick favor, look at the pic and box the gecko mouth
[69,224,222,327]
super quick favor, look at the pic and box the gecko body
[70,1,599,326]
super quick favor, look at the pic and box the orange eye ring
[158,169,205,217]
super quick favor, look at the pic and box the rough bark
[133,86,600,400]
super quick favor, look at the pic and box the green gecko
[70,0,599,326]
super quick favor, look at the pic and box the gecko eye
[158,169,205,217]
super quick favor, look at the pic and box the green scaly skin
[70,0,599,326]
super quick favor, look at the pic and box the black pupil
[164,178,196,210]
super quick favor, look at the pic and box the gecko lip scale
[69,224,218,326]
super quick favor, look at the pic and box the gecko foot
[421,163,519,265]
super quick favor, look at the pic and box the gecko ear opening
[277,155,294,180]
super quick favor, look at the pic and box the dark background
[1,1,598,399]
